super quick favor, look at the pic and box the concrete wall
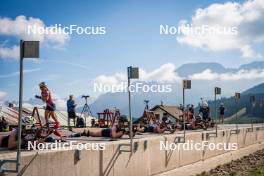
[3,126,264,176]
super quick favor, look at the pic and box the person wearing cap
[219,103,225,124]
[199,101,210,121]
[37,82,60,129]
[71,116,128,138]
[67,95,77,130]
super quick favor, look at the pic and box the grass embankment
[196,149,264,176]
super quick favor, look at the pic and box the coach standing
[67,95,77,131]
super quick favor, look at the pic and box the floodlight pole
[126,66,139,152]
[249,96,255,132]
[182,87,186,140]
[262,97,264,129]
[16,40,24,172]
[215,87,221,137]
[127,67,133,152]
[235,98,238,132]
[0,40,39,174]
[181,80,191,142]
[214,92,217,122]
[214,89,218,136]
[230,93,240,135]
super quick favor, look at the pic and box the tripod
[80,95,93,127]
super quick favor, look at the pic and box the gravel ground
[196,149,264,176]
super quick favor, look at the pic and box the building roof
[151,105,183,120]
[0,106,94,126]
[0,106,19,125]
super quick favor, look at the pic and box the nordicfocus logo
[160,140,238,151]
[93,82,172,93]
[28,141,105,151]
[160,24,238,36]
[27,24,106,35]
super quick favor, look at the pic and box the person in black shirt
[219,103,225,124]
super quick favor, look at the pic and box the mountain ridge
[175,61,264,77]
[7,60,264,118]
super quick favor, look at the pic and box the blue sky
[0,0,263,104]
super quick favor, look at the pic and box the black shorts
[144,126,155,133]
[46,103,56,112]
[0,135,9,148]
[68,111,76,119]
[102,128,112,137]
[0,135,26,149]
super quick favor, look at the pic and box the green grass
[248,166,264,176]
[196,167,264,176]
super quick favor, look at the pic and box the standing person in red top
[37,82,60,129]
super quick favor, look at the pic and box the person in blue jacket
[67,95,77,130]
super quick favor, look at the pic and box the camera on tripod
[80,95,93,127]
[82,95,90,99]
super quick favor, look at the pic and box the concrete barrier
[2,125,264,176]
[180,133,202,165]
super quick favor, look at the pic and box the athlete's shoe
[54,122,60,129]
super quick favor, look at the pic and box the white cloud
[22,102,34,108]
[0,15,69,60]
[189,68,264,81]
[52,93,67,110]
[177,0,264,58]
[0,15,69,44]
[0,91,7,100]
[93,63,181,87]
[189,69,218,80]
[0,45,19,59]
[94,73,125,87]
[241,45,262,58]
[139,63,181,82]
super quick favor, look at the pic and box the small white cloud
[0,91,7,100]
[0,15,69,60]
[94,73,125,87]
[52,93,67,110]
[188,69,218,80]
[0,15,69,45]
[0,45,19,60]
[241,45,262,58]
[189,69,264,81]
[139,63,181,82]
[22,102,34,108]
